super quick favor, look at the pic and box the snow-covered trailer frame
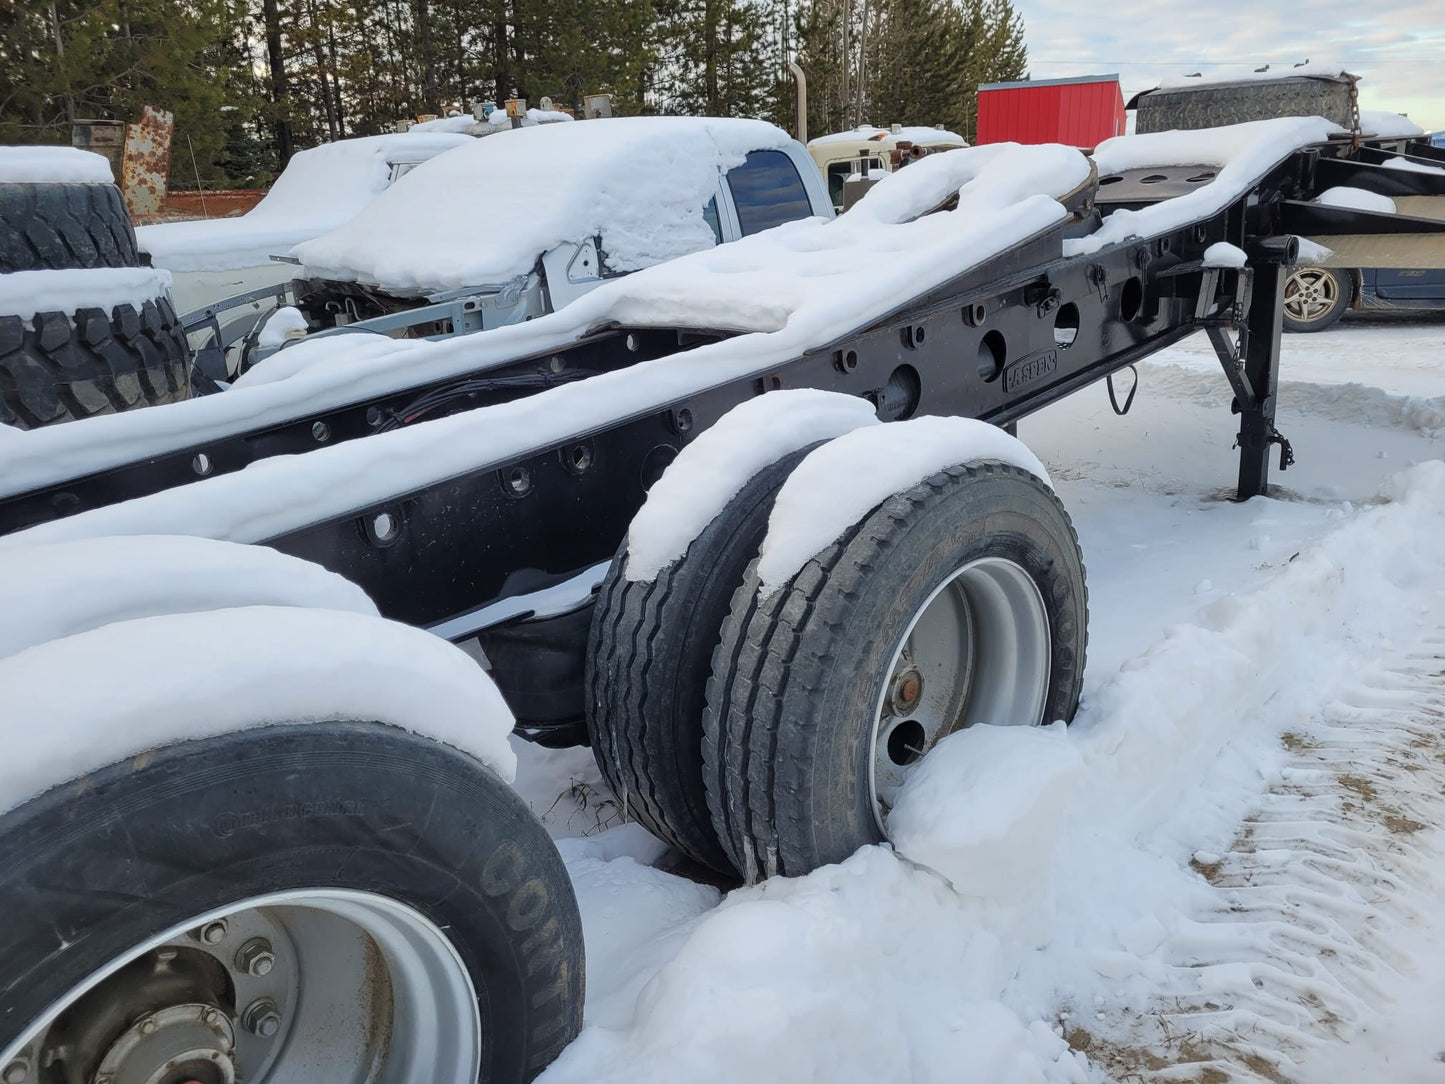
[1,121,1444,1083]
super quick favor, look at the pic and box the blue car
[1282,265,1445,332]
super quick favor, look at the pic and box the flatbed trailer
[1,120,1443,1084]
[3,129,1443,733]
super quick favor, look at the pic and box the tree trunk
[262,0,294,165]
[416,0,438,112]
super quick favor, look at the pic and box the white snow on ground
[291,117,794,295]
[624,390,879,582]
[0,144,1085,543]
[0,267,173,322]
[498,316,1445,1083]
[0,605,518,817]
[135,132,471,273]
[1071,117,1345,256]
[0,145,113,184]
[0,535,376,660]
[755,416,1052,593]
[1315,186,1397,214]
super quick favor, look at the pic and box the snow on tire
[586,445,818,875]
[0,723,583,1083]
[703,460,1088,882]
[0,271,189,429]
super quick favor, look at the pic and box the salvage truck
[1,115,1444,1083]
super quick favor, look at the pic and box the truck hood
[137,132,472,273]
[291,116,793,297]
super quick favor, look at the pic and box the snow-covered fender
[623,389,881,584]
[0,534,376,661]
[753,415,1052,591]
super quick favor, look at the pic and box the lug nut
[242,997,282,1039]
[3,1059,29,1084]
[195,920,228,945]
[235,937,276,977]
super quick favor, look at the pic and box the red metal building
[976,75,1127,147]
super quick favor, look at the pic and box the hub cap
[0,891,481,1084]
[1283,268,1340,324]
[869,556,1051,832]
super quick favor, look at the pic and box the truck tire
[0,287,189,429]
[0,722,584,1083]
[0,182,139,272]
[586,447,816,876]
[703,462,1088,881]
[1281,266,1352,333]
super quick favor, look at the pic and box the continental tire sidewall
[0,723,583,1082]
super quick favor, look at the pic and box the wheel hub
[92,1003,236,1084]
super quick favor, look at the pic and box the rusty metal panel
[71,119,126,176]
[121,105,174,218]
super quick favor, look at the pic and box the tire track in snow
[1073,643,1445,1083]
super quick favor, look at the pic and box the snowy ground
[506,314,1445,1083]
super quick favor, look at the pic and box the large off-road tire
[703,462,1088,882]
[0,287,190,429]
[0,182,139,272]
[0,722,584,1083]
[1282,266,1352,333]
[587,447,816,875]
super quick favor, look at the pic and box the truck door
[722,150,817,238]
[1372,267,1445,300]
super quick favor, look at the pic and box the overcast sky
[1010,0,1445,131]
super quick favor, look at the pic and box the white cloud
[1010,0,1445,130]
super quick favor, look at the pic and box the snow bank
[136,132,471,273]
[1071,116,1345,255]
[0,145,1081,541]
[1314,185,1397,214]
[0,145,113,184]
[541,458,1445,1083]
[540,846,1088,1084]
[624,390,880,583]
[0,535,376,660]
[293,117,793,295]
[0,267,173,321]
[755,416,1052,593]
[0,605,517,817]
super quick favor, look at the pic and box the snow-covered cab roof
[292,116,796,296]
[137,131,472,273]
[809,125,967,153]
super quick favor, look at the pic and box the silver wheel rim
[1283,268,1339,324]
[869,556,1051,833]
[0,889,481,1084]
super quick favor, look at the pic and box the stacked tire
[0,149,189,429]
